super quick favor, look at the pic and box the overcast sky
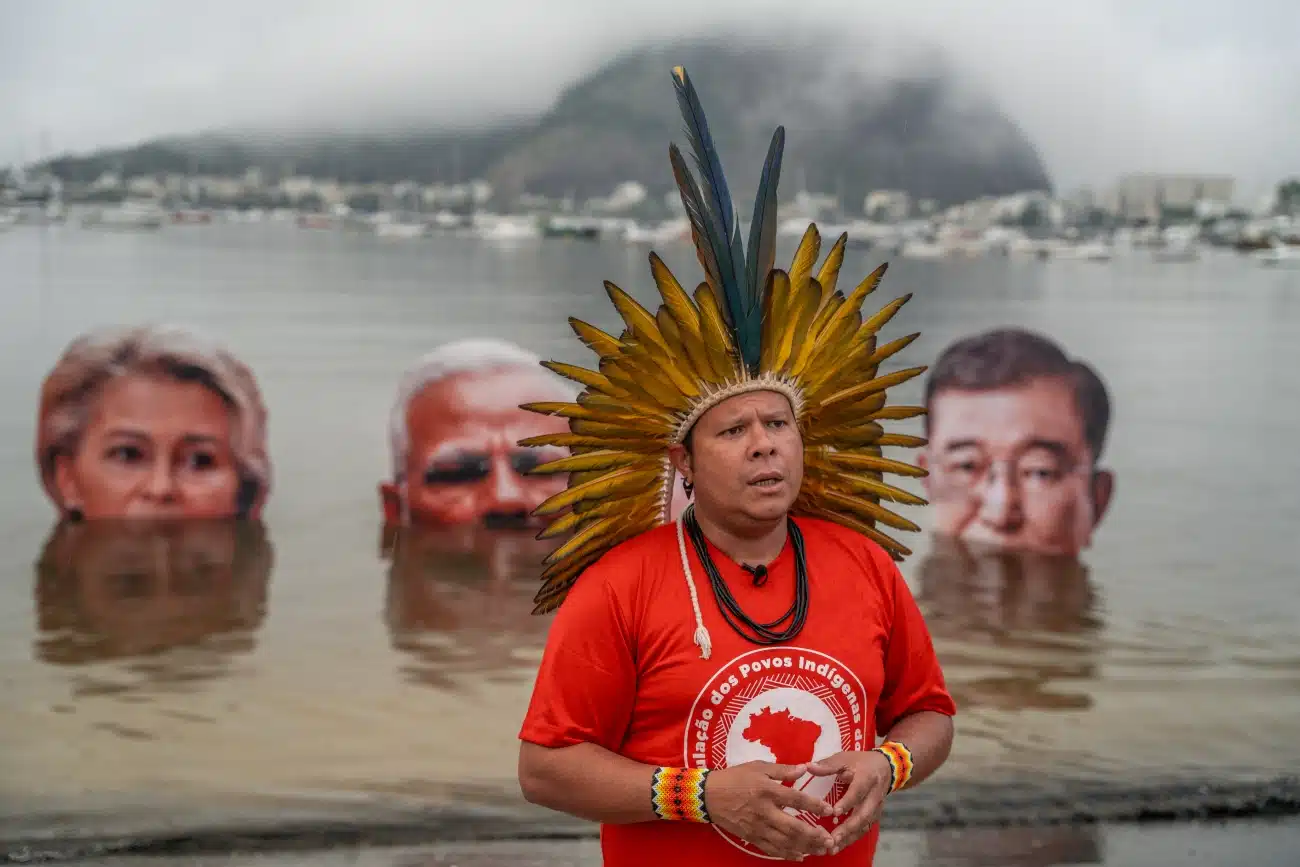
[2,0,1297,202]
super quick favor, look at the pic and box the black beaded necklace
[683,505,810,645]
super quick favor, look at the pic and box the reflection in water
[382,522,555,692]
[923,826,1102,866]
[916,535,1102,712]
[33,519,273,695]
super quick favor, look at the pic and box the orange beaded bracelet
[650,766,712,823]
[872,740,914,793]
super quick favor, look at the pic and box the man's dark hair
[923,328,1112,461]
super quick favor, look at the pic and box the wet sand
[6,776,1299,863]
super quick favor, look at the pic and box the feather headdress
[521,66,927,615]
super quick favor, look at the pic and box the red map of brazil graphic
[683,647,869,860]
[742,707,823,785]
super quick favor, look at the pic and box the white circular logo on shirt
[682,647,869,859]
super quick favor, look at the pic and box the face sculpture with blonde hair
[36,325,272,521]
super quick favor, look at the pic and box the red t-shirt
[519,517,956,866]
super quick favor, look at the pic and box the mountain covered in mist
[41,39,1053,207]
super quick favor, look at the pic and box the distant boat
[541,217,601,241]
[475,214,541,242]
[1056,240,1114,262]
[900,241,947,260]
[373,221,427,239]
[1151,242,1199,263]
[297,214,337,230]
[1255,242,1300,268]
[82,201,165,230]
[171,209,213,225]
[622,218,689,244]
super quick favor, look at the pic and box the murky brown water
[1,222,1298,837]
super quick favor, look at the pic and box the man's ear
[667,443,691,479]
[917,450,931,497]
[1090,469,1115,529]
[379,482,402,525]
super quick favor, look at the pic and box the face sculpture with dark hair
[919,328,1115,558]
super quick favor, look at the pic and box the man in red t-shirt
[513,66,956,865]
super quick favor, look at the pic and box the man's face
[672,390,803,530]
[383,366,570,527]
[920,377,1113,558]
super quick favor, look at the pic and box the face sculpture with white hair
[379,338,580,528]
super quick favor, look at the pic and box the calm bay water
[1,221,1298,837]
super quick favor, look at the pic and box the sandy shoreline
[5,775,1298,863]
[12,820,1300,867]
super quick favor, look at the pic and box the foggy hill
[40,38,1053,208]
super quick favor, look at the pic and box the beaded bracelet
[872,741,914,793]
[650,766,712,823]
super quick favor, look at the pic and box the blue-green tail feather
[668,66,780,373]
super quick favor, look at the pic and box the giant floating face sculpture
[919,329,1114,559]
[381,339,582,529]
[36,325,271,522]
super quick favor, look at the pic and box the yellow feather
[799,341,875,405]
[807,290,844,338]
[655,309,698,381]
[519,432,664,453]
[878,433,928,448]
[534,466,664,516]
[856,293,913,342]
[804,422,885,449]
[567,469,603,488]
[569,317,624,360]
[829,473,928,505]
[537,495,628,538]
[579,389,676,422]
[539,514,651,575]
[694,283,739,379]
[817,448,927,478]
[543,506,656,566]
[794,503,913,559]
[869,405,927,422]
[520,402,656,432]
[810,392,888,428]
[861,332,920,372]
[817,488,922,533]
[788,224,821,295]
[786,290,843,380]
[605,282,672,357]
[607,358,692,412]
[817,366,928,411]
[815,233,848,298]
[790,263,886,381]
[619,338,702,402]
[773,275,823,375]
[529,449,653,475]
[540,361,623,396]
[571,417,673,441]
[650,254,715,380]
[533,566,587,611]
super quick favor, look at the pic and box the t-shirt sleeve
[872,546,958,733]
[518,557,638,752]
